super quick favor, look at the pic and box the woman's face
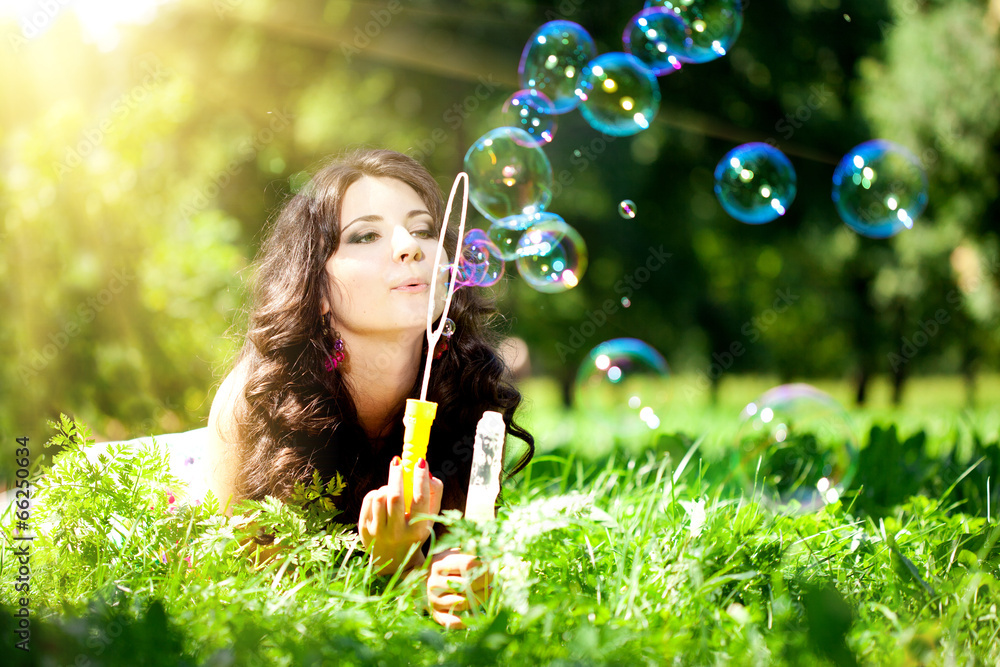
[322,175,448,338]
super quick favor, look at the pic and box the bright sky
[0,0,174,51]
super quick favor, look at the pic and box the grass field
[1,376,998,666]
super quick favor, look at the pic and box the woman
[205,148,534,629]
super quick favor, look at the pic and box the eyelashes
[348,228,435,244]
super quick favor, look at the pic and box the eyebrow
[342,209,433,233]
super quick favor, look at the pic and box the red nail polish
[417,457,427,469]
[391,456,401,466]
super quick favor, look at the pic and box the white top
[84,427,211,503]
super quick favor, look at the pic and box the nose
[391,225,423,263]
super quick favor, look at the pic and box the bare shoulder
[206,359,250,515]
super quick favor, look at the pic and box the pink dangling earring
[323,313,346,371]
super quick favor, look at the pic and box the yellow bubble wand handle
[402,398,437,512]
[401,171,469,511]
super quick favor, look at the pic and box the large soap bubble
[502,89,557,146]
[489,211,564,261]
[457,228,504,288]
[575,338,670,438]
[519,20,597,115]
[644,0,744,63]
[575,52,661,136]
[623,7,685,76]
[714,143,797,224]
[515,216,587,293]
[732,384,858,514]
[464,127,553,222]
[832,140,928,238]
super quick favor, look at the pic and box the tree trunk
[891,363,907,406]
[855,367,870,406]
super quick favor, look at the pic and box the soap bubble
[442,318,456,338]
[457,228,504,288]
[714,143,797,224]
[519,20,597,115]
[644,0,744,63]
[515,217,587,293]
[575,338,670,438]
[732,383,858,514]
[832,140,928,238]
[489,211,564,260]
[575,52,661,136]
[623,7,685,76]
[618,200,637,219]
[464,127,553,222]
[502,89,557,146]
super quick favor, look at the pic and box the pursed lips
[392,279,429,292]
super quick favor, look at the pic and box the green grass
[2,384,999,666]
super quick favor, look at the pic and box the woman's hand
[427,548,491,629]
[359,456,443,574]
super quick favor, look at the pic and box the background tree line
[1,0,998,449]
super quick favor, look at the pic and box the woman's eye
[413,228,434,239]
[351,232,379,243]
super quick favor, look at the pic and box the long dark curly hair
[227,148,534,523]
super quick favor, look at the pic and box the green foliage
[3,414,1000,665]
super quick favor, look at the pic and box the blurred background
[1,0,998,455]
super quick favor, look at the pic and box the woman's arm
[206,367,245,517]
[205,366,290,565]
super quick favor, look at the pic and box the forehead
[340,176,429,228]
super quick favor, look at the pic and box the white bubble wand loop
[400,171,469,511]
[422,171,469,399]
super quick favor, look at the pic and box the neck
[339,328,426,441]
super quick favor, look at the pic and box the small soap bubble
[575,52,661,136]
[442,318,456,338]
[519,20,597,114]
[575,338,670,439]
[731,383,858,514]
[457,228,504,288]
[623,7,685,76]
[714,143,797,224]
[618,199,637,219]
[502,89,557,146]
[621,297,631,308]
[464,127,554,222]
[831,140,928,238]
[644,0,744,63]
[515,217,588,293]
[489,211,563,261]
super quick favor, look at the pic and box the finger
[410,457,432,518]
[385,456,405,522]
[359,492,375,545]
[432,609,465,630]
[437,553,479,574]
[430,593,471,614]
[428,573,469,595]
[370,489,388,534]
[429,475,444,514]
[430,548,465,576]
